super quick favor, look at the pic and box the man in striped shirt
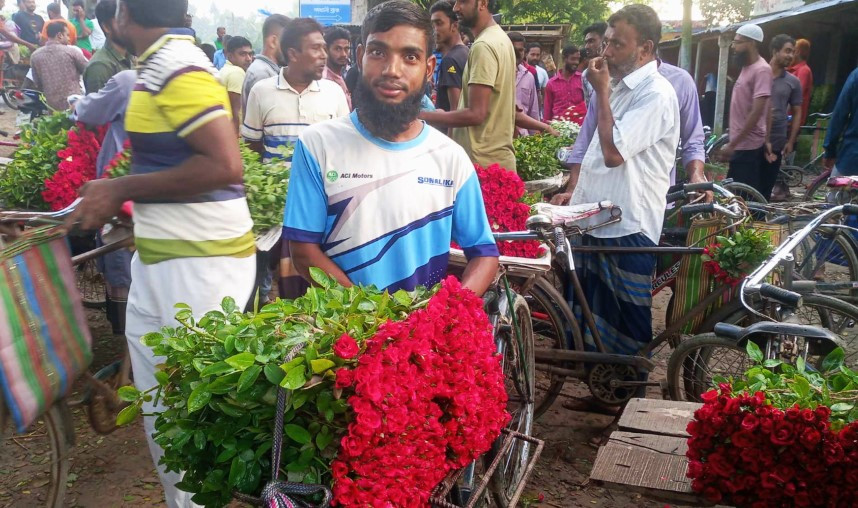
[66,1,255,505]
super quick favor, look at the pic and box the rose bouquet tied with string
[118,270,509,507]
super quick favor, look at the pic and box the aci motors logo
[326,170,339,182]
[417,176,454,187]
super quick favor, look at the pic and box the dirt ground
[0,104,702,507]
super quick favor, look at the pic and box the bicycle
[666,204,858,402]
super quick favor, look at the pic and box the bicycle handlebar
[758,283,803,308]
[0,198,82,224]
[681,202,745,219]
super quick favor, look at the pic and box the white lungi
[125,253,255,508]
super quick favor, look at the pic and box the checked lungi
[567,233,657,355]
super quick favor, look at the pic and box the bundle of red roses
[687,383,858,507]
[41,123,107,211]
[470,163,544,259]
[331,276,509,506]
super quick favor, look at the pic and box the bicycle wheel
[487,294,535,507]
[790,213,858,301]
[0,398,75,507]
[1,87,23,110]
[779,165,804,187]
[804,170,831,202]
[724,181,768,204]
[666,333,752,402]
[672,294,858,401]
[523,277,582,419]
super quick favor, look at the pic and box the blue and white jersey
[282,111,499,292]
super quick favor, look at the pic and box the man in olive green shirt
[419,0,517,171]
[83,0,132,94]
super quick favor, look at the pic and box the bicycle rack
[429,429,545,508]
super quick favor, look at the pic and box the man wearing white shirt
[568,4,679,364]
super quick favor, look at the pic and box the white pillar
[693,39,704,86]
[714,33,731,135]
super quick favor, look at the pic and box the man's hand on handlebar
[550,192,572,205]
[62,179,125,232]
[823,157,836,171]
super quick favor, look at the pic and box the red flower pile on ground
[331,276,509,507]
[687,384,858,507]
[472,163,544,258]
[42,124,107,210]
[701,243,742,286]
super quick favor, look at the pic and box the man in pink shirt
[544,44,584,122]
[323,26,352,110]
[509,30,539,129]
[721,23,772,197]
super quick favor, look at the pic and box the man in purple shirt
[552,59,706,204]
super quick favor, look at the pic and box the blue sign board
[299,0,351,25]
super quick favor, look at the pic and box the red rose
[771,420,797,446]
[741,413,759,431]
[335,368,355,388]
[333,334,360,359]
[731,429,757,448]
[703,486,723,503]
[707,451,734,477]
[800,427,822,449]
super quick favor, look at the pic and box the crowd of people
[1,0,857,506]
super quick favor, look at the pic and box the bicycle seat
[533,201,615,226]
[714,321,845,357]
[826,176,858,189]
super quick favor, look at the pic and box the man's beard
[354,77,425,140]
[607,50,640,80]
[732,50,749,67]
[564,64,576,74]
[457,12,477,29]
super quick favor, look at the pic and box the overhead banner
[299,0,351,25]
[751,0,805,17]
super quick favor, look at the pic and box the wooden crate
[590,398,712,505]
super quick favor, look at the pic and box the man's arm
[515,110,557,135]
[240,87,265,157]
[588,58,624,167]
[74,71,134,125]
[451,169,500,297]
[461,256,498,297]
[72,47,88,74]
[65,114,243,230]
[823,70,857,169]
[228,92,242,135]
[543,82,554,122]
[784,104,802,155]
[0,25,35,50]
[289,242,353,288]
[77,18,92,38]
[420,83,491,127]
[764,99,774,158]
[446,86,461,111]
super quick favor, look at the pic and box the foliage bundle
[702,228,773,286]
[119,272,508,507]
[240,143,291,234]
[687,345,858,507]
[514,133,573,182]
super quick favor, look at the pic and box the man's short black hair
[362,0,432,54]
[525,42,541,53]
[262,14,290,39]
[95,0,117,31]
[771,33,796,53]
[46,2,61,14]
[46,20,67,39]
[562,44,579,58]
[583,21,608,38]
[429,0,456,23]
[122,0,188,29]
[227,35,251,53]
[72,0,85,8]
[200,43,216,63]
[324,26,350,47]
[507,31,525,44]
[280,17,324,60]
[608,4,661,47]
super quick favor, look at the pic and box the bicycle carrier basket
[0,226,93,432]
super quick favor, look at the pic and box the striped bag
[0,226,92,432]
[668,218,785,334]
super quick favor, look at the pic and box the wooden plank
[618,398,702,438]
[590,432,700,504]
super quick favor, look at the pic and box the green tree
[699,0,754,25]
